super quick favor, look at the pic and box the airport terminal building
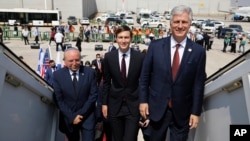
[0,0,231,20]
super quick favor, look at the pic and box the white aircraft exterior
[234,6,250,21]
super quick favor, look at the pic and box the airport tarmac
[2,32,247,77]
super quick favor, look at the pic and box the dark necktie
[72,72,77,91]
[172,44,180,80]
[121,54,126,81]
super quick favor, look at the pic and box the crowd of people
[42,5,207,141]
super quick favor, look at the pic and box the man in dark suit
[108,42,116,52]
[102,25,145,141]
[53,48,98,141]
[44,59,57,86]
[91,53,103,86]
[139,5,206,141]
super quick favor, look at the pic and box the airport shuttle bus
[0,8,61,26]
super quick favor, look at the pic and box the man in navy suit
[91,53,103,86]
[102,25,145,141]
[53,48,98,141]
[108,42,116,52]
[44,60,57,86]
[139,5,206,141]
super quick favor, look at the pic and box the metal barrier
[42,32,50,41]
[2,29,161,43]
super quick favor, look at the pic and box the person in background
[0,27,3,43]
[54,30,64,51]
[14,22,18,37]
[91,53,103,86]
[44,60,57,86]
[203,32,210,51]
[239,34,247,53]
[102,25,145,141]
[49,27,56,45]
[84,26,90,43]
[229,33,237,53]
[27,25,32,38]
[33,27,39,44]
[22,26,29,45]
[79,25,84,39]
[53,48,98,141]
[108,42,116,52]
[208,33,214,50]
[217,26,222,39]
[139,5,206,141]
[64,24,70,40]
[222,34,230,52]
[195,32,203,46]
[76,33,82,52]
[84,61,91,67]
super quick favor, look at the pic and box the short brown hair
[115,25,133,38]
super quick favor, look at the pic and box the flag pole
[48,45,53,60]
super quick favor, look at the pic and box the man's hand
[73,115,83,125]
[102,105,108,119]
[139,103,149,120]
[189,114,199,129]
[139,119,150,127]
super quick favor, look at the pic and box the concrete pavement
[2,35,246,77]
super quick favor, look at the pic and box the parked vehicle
[165,14,171,20]
[105,17,127,25]
[211,21,225,29]
[141,19,165,28]
[136,8,151,23]
[219,27,245,38]
[67,16,77,25]
[79,17,90,25]
[228,24,243,31]
[202,23,216,34]
[124,16,134,25]
[192,19,207,28]
[96,13,116,23]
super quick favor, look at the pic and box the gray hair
[170,5,193,22]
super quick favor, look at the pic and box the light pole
[235,0,238,9]
[21,0,23,8]
[45,0,47,10]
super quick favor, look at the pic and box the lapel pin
[188,48,192,52]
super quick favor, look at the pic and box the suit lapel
[127,49,134,80]
[62,68,76,97]
[162,37,172,82]
[112,51,122,80]
[76,66,85,97]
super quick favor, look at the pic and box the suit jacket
[53,66,98,133]
[44,67,56,86]
[102,49,145,116]
[139,37,206,127]
[108,45,116,52]
[91,59,104,85]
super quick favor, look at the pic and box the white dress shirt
[118,49,131,77]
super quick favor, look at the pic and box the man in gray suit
[139,5,206,141]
